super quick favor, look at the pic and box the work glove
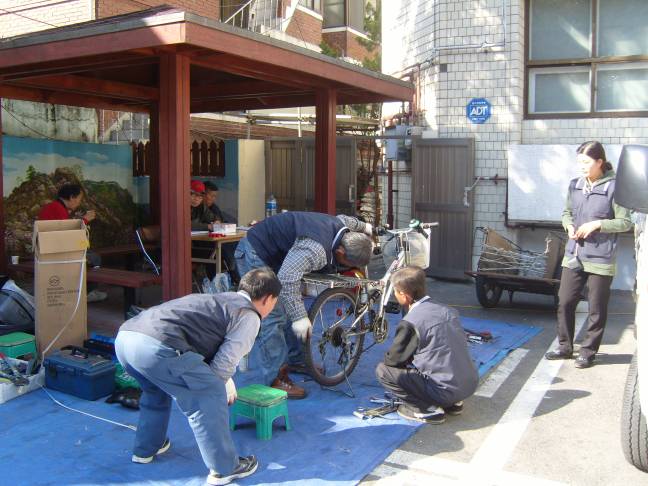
[363,223,373,236]
[292,317,312,342]
[225,377,237,405]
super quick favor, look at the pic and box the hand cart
[464,227,565,308]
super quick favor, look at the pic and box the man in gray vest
[376,266,478,424]
[235,211,373,398]
[115,267,281,486]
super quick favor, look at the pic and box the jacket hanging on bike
[247,212,348,273]
[385,297,479,404]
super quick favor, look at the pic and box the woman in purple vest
[545,141,632,368]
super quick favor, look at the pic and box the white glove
[225,377,237,405]
[292,317,312,342]
[363,223,373,236]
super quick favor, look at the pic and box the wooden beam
[158,52,192,299]
[0,23,185,70]
[190,53,330,90]
[190,93,316,113]
[0,99,5,275]
[0,84,150,113]
[315,88,337,214]
[187,22,414,101]
[0,54,159,82]
[14,74,159,101]
[190,80,303,100]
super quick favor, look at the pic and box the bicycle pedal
[384,302,401,314]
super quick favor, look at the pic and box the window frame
[298,0,322,14]
[525,0,648,119]
[322,0,365,32]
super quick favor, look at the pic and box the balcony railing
[223,0,284,34]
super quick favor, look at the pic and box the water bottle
[265,194,277,218]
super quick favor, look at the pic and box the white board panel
[507,144,622,223]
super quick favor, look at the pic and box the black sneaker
[544,349,573,360]
[207,455,258,485]
[444,401,464,416]
[575,354,595,369]
[397,404,445,424]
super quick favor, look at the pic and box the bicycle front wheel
[305,288,365,386]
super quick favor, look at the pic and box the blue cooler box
[44,346,115,400]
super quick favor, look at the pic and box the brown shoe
[271,376,307,399]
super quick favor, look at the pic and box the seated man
[115,267,281,486]
[376,266,478,424]
[190,180,216,231]
[38,183,107,303]
[203,181,239,285]
[235,211,373,398]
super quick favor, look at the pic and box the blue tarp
[0,317,540,486]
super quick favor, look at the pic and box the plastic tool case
[44,346,115,400]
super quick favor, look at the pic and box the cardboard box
[33,220,89,356]
[0,358,45,404]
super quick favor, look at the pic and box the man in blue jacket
[235,211,373,398]
[376,266,478,423]
[115,267,281,486]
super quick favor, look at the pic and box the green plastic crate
[114,363,140,389]
[0,332,37,360]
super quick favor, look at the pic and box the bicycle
[301,219,439,387]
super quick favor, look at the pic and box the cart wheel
[475,275,503,308]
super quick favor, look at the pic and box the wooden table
[191,232,246,274]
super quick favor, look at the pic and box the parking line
[465,309,588,481]
[475,348,529,398]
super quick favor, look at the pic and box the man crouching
[376,266,478,424]
[115,267,280,485]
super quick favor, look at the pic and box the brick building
[382,0,648,290]
[0,0,378,141]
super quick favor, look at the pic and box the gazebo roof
[0,7,413,114]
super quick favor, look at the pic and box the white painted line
[464,308,588,482]
[475,348,529,398]
[373,450,567,485]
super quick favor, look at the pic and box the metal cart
[465,227,565,308]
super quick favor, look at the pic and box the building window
[299,0,322,13]
[323,0,365,32]
[527,0,648,116]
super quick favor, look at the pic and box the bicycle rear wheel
[305,288,365,386]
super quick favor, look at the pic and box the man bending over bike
[235,211,373,399]
[376,266,478,423]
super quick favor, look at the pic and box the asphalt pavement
[361,276,648,486]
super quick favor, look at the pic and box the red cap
[190,180,205,194]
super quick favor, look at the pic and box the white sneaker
[132,438,171,464]
[87,289,108,303]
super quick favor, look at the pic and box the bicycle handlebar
[375,220,439,236]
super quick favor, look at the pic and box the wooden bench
[7,262,161,316]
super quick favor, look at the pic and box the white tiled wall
[382,0,648,289]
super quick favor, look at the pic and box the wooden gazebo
[0,7,413,299]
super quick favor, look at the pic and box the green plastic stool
[229,384,291,440]
[0,332,37,359]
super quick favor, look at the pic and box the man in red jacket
[38,183,106,303]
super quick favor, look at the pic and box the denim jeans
[114,331,238,474]
[235,238,293,385]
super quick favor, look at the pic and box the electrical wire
[1,105,55,140]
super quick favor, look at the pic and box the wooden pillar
[0,99,5,274]
[315,88,337,214]
[158,53,192,299]
[148,107,161,226]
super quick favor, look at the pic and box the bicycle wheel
[305,288,365,386]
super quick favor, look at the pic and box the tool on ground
[0,352,30,386]
[465,328,493,343]
[354,393,404,420]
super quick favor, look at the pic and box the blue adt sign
[466,98,491,124]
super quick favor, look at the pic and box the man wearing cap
[190,180,217,231]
